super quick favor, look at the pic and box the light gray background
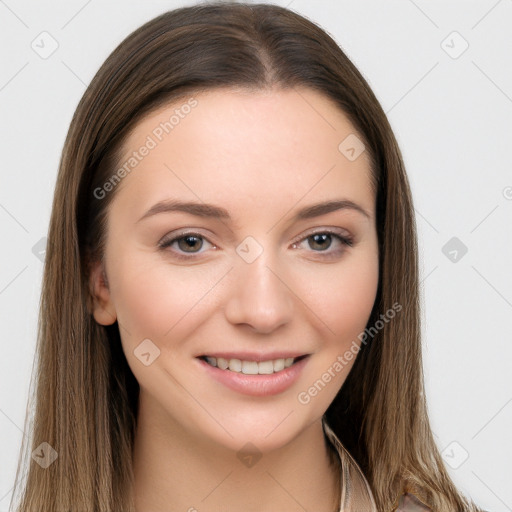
[1,1,511,511]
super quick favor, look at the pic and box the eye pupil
[178,235,203,252]
[309,233,332,251]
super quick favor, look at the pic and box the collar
[322,418,432,512]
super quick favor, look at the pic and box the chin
[197,405,319,454]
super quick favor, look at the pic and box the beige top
[322,419,432,512]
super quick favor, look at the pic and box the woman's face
[91,87,379,451]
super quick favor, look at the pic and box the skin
[90,87,379,512]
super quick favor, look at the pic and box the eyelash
[158,229,354,261]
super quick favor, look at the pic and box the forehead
[112,87,374,222]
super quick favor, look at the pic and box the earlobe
[89,260,117,326]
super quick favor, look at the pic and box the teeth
[217,357,229,370]
[273,358,285,372]
[203,356,299,374]
[241,360,258,375]
[205,356,217,367]
[258,360,274,374]
[229,358,242,372]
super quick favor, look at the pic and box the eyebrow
[137,198,371,223]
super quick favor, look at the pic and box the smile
[195,354,311,396]
[198,355,307,375]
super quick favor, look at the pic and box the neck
[132,392,340,512]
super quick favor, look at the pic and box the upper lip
[196,352,310,362]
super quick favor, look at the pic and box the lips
[196,353,311,396]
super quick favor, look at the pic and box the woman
[10,2,485,511]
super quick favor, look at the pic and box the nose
[223,249,294,334]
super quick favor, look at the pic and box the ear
[89,260,117,326]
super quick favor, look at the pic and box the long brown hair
[11,2,483,511]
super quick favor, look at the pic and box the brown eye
[177,235,204,253]
[158,231,215,260]
[291,229,353,260]
[307,233,333,251]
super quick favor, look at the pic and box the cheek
[299,254,379,342]
[107,252,227,344]
[295,257,378,409]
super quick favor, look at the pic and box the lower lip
[196,356,310,397]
